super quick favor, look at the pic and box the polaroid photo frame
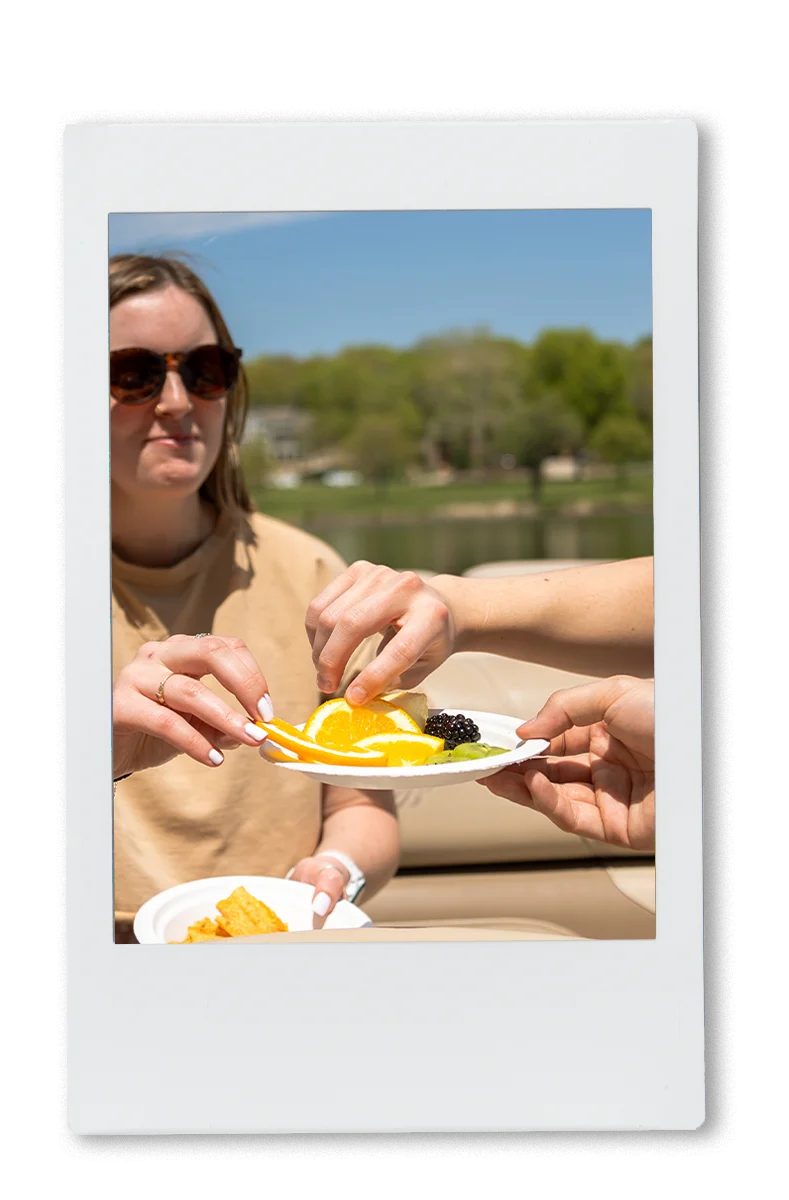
[65,120,702,1133]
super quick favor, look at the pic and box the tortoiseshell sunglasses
[110,345,242,405]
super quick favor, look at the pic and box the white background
[67,122,701,1134]
[1,0,784,1191]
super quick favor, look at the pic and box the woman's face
[110,285,228,502]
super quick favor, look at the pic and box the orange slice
[256,719,304,763]
[356,732,445,767]
[255,718,387,767]
[302,697,420,750]
[259,740,300,763]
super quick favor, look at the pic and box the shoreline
[272,500,654,530]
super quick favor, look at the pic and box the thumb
[310,863,347,921]
[517,676,637,742]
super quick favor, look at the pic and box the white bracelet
[285,857,353,878]
[286,850,366,901]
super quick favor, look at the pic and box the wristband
[314,849,366,903]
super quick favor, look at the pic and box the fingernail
[312,892,331,917]
[317,676,333,693]
[244,722,267,742]
[347,684,366,705]
[257,693,274,721]
[208,749,224,766]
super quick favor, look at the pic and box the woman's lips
[146,434,198,446]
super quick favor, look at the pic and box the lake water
[303,512,654,576]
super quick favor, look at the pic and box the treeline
[242,328,652,495]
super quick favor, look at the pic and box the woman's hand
[288,784,399,918]
[113,633,274,777]
[287,854,352,919]
[480,676,655,851]
[305,561,456,704]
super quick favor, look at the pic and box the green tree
[505,394,584,501]
[628,335,653,426]
[588,411,652,482]
[241,330,652,487]
[296,346,422,453]
[529,329,629,430]
[412,330,523,472]
[239,435,273,490]
[244,355,305,409]
[344,414,419,487]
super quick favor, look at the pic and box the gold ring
[155,671,175,706]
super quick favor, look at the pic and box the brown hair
[109,253,253,514]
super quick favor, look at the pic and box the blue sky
[109,210,652,360]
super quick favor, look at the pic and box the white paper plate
[260,709,549,790]
[133,875,372,944]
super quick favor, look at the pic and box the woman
[110,254,398,940]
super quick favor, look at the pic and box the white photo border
[65,120,701,1133]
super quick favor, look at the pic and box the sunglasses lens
[110,349,165,403]
[182,345,239,398]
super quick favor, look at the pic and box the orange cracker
[177,916,231,943]
[215,886,288,937]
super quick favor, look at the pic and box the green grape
[452,742,508,760]
[454,745,491,759]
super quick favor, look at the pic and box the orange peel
[255,718,387,767]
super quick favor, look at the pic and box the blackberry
[424,711,481,751]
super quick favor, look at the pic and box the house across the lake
[243,406,311,461]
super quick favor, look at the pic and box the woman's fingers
[115,634,276,772]
[524,769,607,841]
[306,562,382,683]
[197,723,242,753]
[309,863,347,919]
[119,695,228,768]
[516,677,654,764]
[139,662,268,749]
[516,678,636,743]
[310,568,428,695]
[533,754,593,785]
[584,758,637,846]
[220,637,275,722]
[489,754,592,785]
[344,605,447,703]
[288,856,349,920]
[141,635,273,723]
[527,726,596,758]
[305,559,376,648]
[305,562,378,652]
[478,770,533,806]
[481,765,607,841]
[311,577,393,689]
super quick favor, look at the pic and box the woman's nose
[155,368,193,417]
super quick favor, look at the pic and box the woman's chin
[140,462,210,494]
